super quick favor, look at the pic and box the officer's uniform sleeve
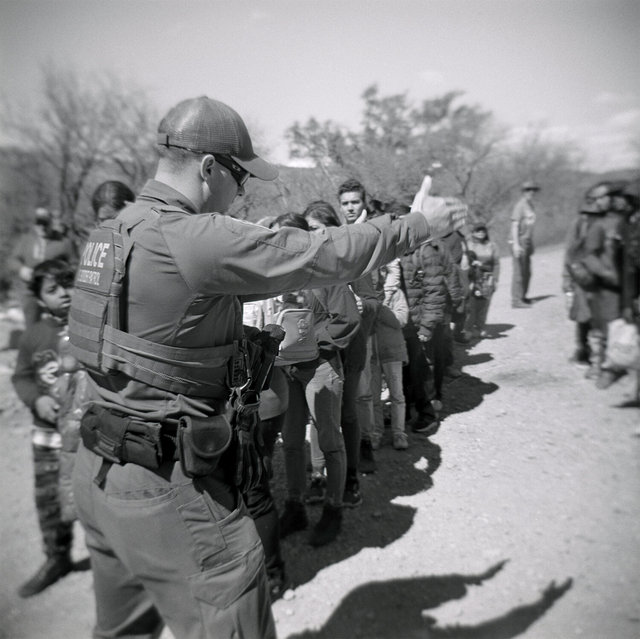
[165,212,430,297]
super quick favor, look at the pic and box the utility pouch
[177,414,233,478]
[80,405,163,469]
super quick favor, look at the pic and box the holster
[177,414,233,478]
[80,405,163,470]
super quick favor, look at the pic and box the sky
[1,0,639,171]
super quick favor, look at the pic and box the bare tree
[0,62,158,240]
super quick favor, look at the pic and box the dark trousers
[402,320,437,418]
[511,250,533,303]
[340,366,362,474]
[422,323,447,402]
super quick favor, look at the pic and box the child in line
[370,266,410,450]
[466,222,500,340]
[11,258,77,597]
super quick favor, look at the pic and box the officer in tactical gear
[69,95,467,639]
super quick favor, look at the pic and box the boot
[359,439,377,474]
[18,553,73,598]
[278,500,308,538]
[309,503,343,547]
[585,329,604,380]
[267,564,290,602]
[342,469,363,508]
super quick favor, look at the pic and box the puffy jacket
[401,241,463,340]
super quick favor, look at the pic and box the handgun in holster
[232,324,285,492]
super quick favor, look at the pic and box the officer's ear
[200,155,216,181]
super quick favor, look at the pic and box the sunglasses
[216,156,250,188]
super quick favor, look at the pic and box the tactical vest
[68,209,246,398]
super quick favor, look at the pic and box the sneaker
[343,477,363,508]
[309,503,342,547]
[392,432,409,450]
[512,301,529,308]
[304,475,326,505]
[279,500,308,538]
[18,554,73,598]
[412,419,439,436]
[359,439,377,474]
[454,331,470,344]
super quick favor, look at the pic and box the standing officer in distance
[510,180,540,308]
[69,95,467,639]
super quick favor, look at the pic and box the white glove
[411,176,468,239]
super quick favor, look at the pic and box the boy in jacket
[11,259,76,597]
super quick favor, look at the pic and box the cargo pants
[73,443,276,639]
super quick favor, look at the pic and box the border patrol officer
[69,95,467,639]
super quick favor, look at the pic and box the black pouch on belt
[80,405,163,469]
[177,414,233,478]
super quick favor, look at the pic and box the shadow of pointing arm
[464,559,509,586]
[425,577,573,639]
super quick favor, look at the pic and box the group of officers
[562,178,640,390]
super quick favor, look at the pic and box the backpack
[273,307,318,366]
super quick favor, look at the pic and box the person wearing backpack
[278,205,362,547]
[581,182,629,387]
[562,190,600,366]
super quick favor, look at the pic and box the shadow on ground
[441,372,499,420]
[270,327,506,588]
[287,561,572,639]
[271,436,442,589]
[527,295,555,305]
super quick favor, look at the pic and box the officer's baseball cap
[521,180,540,191]
[157,96,278,181]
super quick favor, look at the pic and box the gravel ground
[0,244,638,639]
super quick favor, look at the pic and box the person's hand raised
[411,176,468,239]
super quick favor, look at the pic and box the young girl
[466,222,500,339]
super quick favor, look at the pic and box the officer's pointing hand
[411,175,468,239]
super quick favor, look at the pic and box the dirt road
[1,244,638,639]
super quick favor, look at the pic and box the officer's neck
[155,165,206,213]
